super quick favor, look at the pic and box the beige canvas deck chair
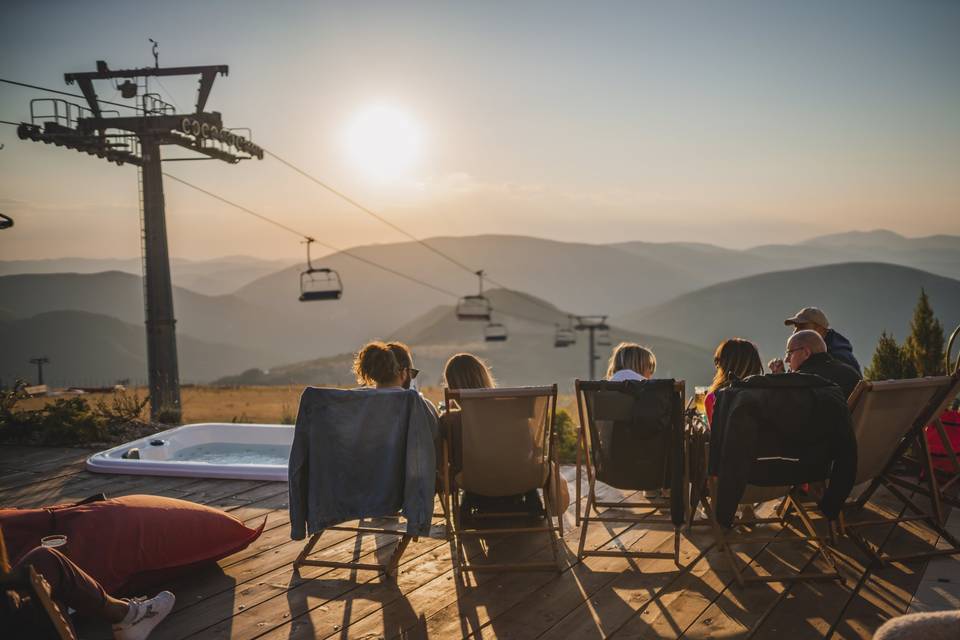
[574,379,687,565]
[839,375,960,566]
[441,385,563,575]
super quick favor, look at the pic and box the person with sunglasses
[352,341,437,416]
[773,330,862,398]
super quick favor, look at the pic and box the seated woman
[705,338,763,424]
[440,353,552,519]
[1,529,174,640]
[605,342,656,381]
[353,340,438,419]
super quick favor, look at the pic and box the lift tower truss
[17,60,264,422]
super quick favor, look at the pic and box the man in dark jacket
[782,330,863,398]
[782,306,862,373]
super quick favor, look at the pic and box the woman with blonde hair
[605,342,657,381]
[704,338,763,423]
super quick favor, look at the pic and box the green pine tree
[865,331,916,380]
[904,288,945,377]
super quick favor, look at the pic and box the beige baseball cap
[784,307,829,329]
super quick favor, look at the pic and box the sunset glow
[343,104,421,181]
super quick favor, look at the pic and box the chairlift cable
[263,149,478,276]
[162,172,462,299]
[0,78,142,112]
[163,174,558,326]
[262,147,577,316]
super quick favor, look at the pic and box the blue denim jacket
[288,387,438,539]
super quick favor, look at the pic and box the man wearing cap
[778,306,861,374]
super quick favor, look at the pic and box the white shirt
[608,369,647,382]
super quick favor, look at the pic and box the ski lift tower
[575,315,610,380]
[17,58,264,422]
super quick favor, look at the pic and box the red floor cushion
[0,494,265,594]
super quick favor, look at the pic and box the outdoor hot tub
[86,422,294,481]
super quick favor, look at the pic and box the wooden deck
[1,445,957,639]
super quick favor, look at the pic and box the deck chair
[574,379,687,565]
[698,481,841,586]
[441,385,563,575]
[692,376,853,586]
[839,375,960,565]
[289,387,439,578]
[0,562,76,640]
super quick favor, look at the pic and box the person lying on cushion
[440,352,570,519]
[605,342,656,382]
[770,330,862,398]
[705,338,764,424]
[0,527,174,640]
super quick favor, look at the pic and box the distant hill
[0,271,314,364]
[614,262,960,366]
[747,231,960,281]
[0,310,272,387]
[0,256,294,296]
[218,289,716,390]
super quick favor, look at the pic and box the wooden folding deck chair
[441,385,564,575]
[839,375,960,566]
[698,481,842,586]
[574,379,687,566]
[689,378,850,586]
[290,387,442,579]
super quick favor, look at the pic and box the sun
[343,105,422,181]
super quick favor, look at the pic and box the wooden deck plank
[606,501,786,639]
[2,445,953,640]
[249,477,638,640]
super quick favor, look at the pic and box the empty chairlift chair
[456,270,492,321]
[574,379,688,566]
[484,322,508,342]
[298,238,343,302]
[554,324,576,348]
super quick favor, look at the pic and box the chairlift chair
[484,322,508,342]
[456,270,492,321]
[596,325,612,347]
[554,325,576,348]
[0,212,12,230]
[298,238,343,302]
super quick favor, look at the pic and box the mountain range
[2,229,958,388]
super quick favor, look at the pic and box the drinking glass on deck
[41,534,68,550]
[694,386,709,416]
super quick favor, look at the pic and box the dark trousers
[17,546,110,616]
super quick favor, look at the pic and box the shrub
[554,408,579,464]
[904,288,945,377]
[864,331,916,381]
[0,383,158,446]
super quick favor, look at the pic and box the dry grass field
[17,385,580,424]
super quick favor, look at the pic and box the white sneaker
[113,591,176,640]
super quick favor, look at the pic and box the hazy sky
[1,0,958,260]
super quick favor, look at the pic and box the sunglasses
[407,367,420,379]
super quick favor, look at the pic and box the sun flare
[343,105,422,181]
